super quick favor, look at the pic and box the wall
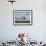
[0,0,46,42]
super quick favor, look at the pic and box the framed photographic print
[13,10,32,25]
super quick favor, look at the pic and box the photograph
[13,10,32,25]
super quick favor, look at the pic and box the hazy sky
[15,12,30,16]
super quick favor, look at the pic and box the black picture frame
[13,10,33,26]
